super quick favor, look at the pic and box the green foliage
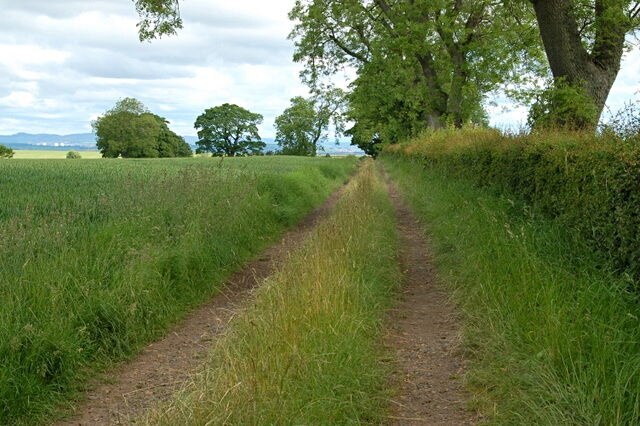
[275,97,319,156]
[385,128,640,278]
[0,144,14,159]
[0,156,357,424]
[134,0,182,41]
[93,98,192,158]
[275,92,344,156]
[528,79,598,130]
[528,0,640,128]
[383,156,640,424]
[194,103,265,157]
[289,0,543,139]
[66,151,82,159]
[149,160,399,424]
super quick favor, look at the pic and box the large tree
[528,0,640,128]
[289,0,541,133]
[93,98,192,158]
[275,91,344,156]
[194,104,265,156]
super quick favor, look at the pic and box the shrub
[528,80,598,131]
[0,144,14,158]
[66,151,82,159]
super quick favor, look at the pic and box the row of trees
[132,0,640,152]
[94,97,340,158]
[289,0,640,151]
[194,94,342,156]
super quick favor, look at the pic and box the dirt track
[55,171,478,425]
[55,184,346,425]
[385,179,478,425]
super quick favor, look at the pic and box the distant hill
[0,133,97,149]
[0,133,363,155]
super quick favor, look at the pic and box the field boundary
[55,179,350,425]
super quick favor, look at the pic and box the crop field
[11,150,103,159]
[0,156,357,424]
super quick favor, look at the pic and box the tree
[275,91,344,156]
[0,144,14,159]
[93,98,192,158]
[289,0,541,135]
[194,104,265,156]
[66,151,82,159]
[528,0,640,129]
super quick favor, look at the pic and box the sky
[0,1,639,137]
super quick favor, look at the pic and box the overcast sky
[0,1,638,137]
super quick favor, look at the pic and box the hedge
[384,128,640,277]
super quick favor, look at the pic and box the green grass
[382,156,640,425]
[11,150,103,159]
[147,159,400,425]
[0,155,357,425]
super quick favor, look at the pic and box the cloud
[0,0,313,136]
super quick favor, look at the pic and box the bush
[528,80,598,130]
[384,128,640,278]
[0,144,14,158]
[66,151,82,159]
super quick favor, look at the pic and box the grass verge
[147,159,399,425]
[0,156,357,425]
[382,156,640,424]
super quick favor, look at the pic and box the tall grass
[0,156,357,425]
[382,156,640,424]
[147,159,399,425]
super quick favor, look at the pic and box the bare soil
[385,180,479,425]
[55,184,346,426]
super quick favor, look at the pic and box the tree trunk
[531,0,625,126]
[448,49,467,129]
[416,53,449,129]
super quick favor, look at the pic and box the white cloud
[0,0,310,136]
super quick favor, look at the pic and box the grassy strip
[147,159,399,425]
[382,156,640,424]
[0,156,357,425]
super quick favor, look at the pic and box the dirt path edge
[55,181,348,426]
[384,176,479,425]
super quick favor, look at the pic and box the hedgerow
[384,128,640,277]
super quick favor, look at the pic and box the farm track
[55,181,349,426]
[385,177,479,425]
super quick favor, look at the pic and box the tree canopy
[93,98,192,158]
[275,91,344,156]
[194,104,266,156]
[134,0,183,41]
[290,0,542,137]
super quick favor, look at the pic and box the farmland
[11,151,103,160]
[0,156,357,424]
